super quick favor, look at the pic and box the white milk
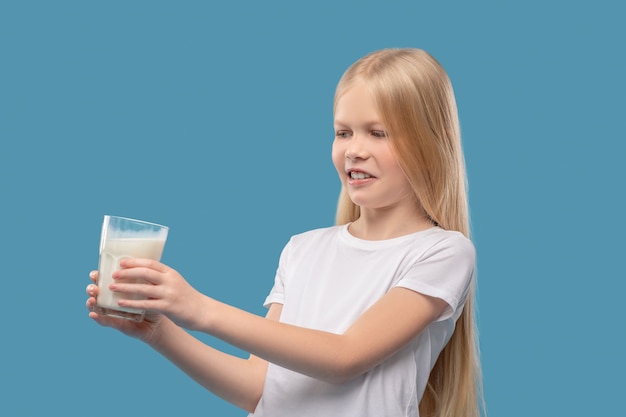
[96,237,166,316]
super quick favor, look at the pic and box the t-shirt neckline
[339,223,440,250]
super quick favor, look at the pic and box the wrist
[189,295,220,334]
[143,316,176,349]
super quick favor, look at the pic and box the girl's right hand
[86,270,165,345]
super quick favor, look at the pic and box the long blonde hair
[334,48,484,417]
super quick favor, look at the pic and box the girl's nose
[345,138,369,160]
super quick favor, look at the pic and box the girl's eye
[336,130,351,139]
[372,130,387,138]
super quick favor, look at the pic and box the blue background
[1,1,624,415]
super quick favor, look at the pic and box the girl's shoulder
[418,227,474,252]
[287,224,345,245]
[402,227,475,265]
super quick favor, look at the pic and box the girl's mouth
[350,171,373,180]
[347,169,376,186]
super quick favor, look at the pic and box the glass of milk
[95,215,169,321]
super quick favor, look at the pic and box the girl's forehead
[334,83,383,124]
[335,78,369,104]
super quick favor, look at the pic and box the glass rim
[104,215,169,230]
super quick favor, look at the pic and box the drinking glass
[95,215,169,321]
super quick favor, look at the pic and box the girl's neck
[347,206,434,241]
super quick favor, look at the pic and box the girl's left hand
[111,259,207,331]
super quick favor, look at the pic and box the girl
[86,48,484,417]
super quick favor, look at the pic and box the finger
[144,311,161,323]
[86,295,99,312]
[118,296,165,312]
[86,284,99,297]
[111,281,161,300]
[113,266,164,285]
[119,258,167,272]
[89,270,98,283]
[89,310,122,328]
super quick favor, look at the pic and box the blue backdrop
[1,1,624,415]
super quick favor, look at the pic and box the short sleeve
[394,233,475,321]
[263,239,291,308]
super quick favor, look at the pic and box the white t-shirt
[250,224,475,417]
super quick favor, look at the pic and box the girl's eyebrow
[334,119,385,129]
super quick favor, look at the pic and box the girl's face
[332,82,416,214]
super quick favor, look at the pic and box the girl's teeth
[350,172,371,180]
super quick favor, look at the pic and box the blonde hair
[334,48,485,417]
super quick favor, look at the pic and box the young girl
[86,48,484,417]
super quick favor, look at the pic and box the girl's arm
[113,259,448,384]
[87,271,281,413]
[149,304,282,412]
[201,286,446,384]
